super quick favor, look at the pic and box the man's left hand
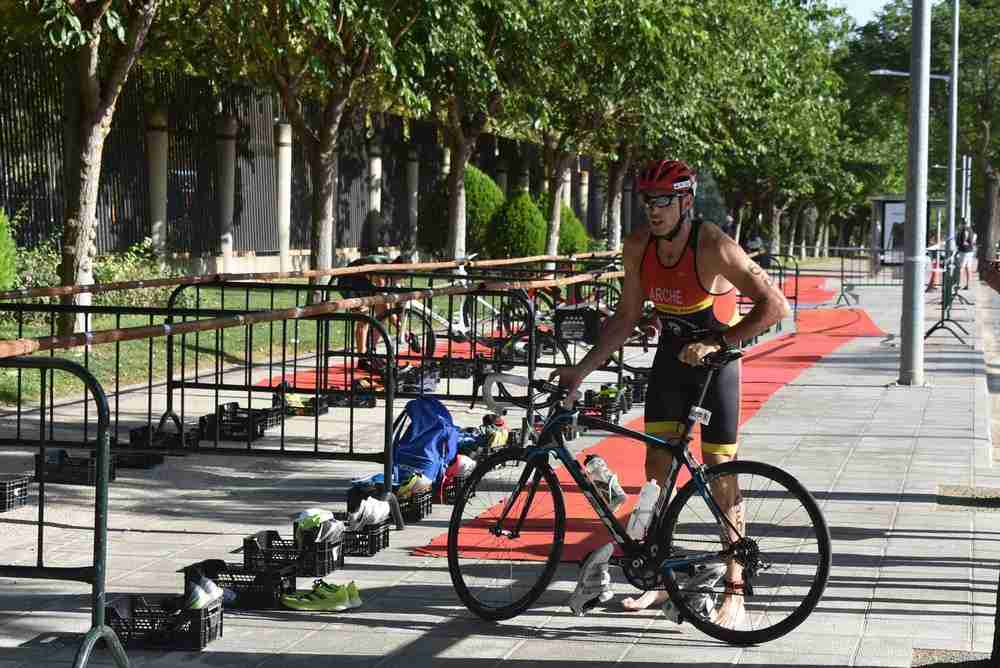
[678,342,720,366]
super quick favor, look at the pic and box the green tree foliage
[852,0,1000,253]
[418,165,505,257]
[415,0,535,259]
[485,192,546,258]
[195,0,427,278]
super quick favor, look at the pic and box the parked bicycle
[447,338,830,645]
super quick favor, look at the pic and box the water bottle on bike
[583,454,627,513]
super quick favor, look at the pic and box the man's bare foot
[712,593,747,628]
[621,590,669,611]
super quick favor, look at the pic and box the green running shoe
[315,580,362,609]
[281,580,352,612]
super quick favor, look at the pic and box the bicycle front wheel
[448,449,566,621]
[494,330,570,409]
[661,460,831,645]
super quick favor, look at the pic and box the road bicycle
[446,340,831,645]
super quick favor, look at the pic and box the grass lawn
[0,284,354,406]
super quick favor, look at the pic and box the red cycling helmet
[636,160,696,195]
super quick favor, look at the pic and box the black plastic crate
[347,483,431,522]
[182,559,295,609]
[442,474,470,504]
[273,392,329,417]
[199,402,284,442]
[400,489,432,522]
[128,424,199,452]
[34,452,117,485]
[242,530,344,577]
[333,512,390,557]
[326,389,377,409]
[0,474,31,512]
[105,594,222,651]
[115,451,165,469]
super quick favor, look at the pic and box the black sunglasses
[641,193,684,208]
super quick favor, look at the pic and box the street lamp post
[901,0,931,386]
[870,0,960,386]
[946,1,960,258]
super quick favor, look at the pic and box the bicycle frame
[500,364,743,575]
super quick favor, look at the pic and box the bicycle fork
[489,462,544,540]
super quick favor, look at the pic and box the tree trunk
[800,203,818,259]
[307,140,337,282]
[544,150,574,257]
[446,135,477,260]
[984,164,1000,263]
[733,205,744,244]
[768,201,783,255]
[56,2,160,336]
[785,208,798,256]
[976,121,993,263]
[281,89,347,288]
[605,149,632,251]
[59,112,105,336]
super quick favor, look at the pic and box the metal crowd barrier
[0,357,127,668]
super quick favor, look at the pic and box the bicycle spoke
[662,462,830,644]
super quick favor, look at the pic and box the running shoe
[314,580,363,610]
[567,542,615,616]
[280,580,352,612]
[662,562,726,624]
[184,576,223,610]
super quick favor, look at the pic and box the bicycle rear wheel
[448,449,566,621]
[660,460,830,645]
[371,306,437,364]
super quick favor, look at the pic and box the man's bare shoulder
[623,225,650,258]
[699,221,742,255]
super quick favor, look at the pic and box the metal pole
[946,0,960,254]
[899,0,932,387]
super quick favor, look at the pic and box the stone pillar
[275,122,292,272]
[495,143,508,196]
[515,144,530,193]
[407,146,419,257]
[367,139,382,214]
[561,165,572,206]
[146,109,168,261]
[216,116,238,273]
[579,167,590,228]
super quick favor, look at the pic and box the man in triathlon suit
[337,253,415,372]
[551,160,790,625]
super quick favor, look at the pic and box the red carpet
[785,275,836,306]
[256,338,498,391]
[416,308,884,561]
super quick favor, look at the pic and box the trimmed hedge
[417,164,505,257]
[485,192,547,259]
